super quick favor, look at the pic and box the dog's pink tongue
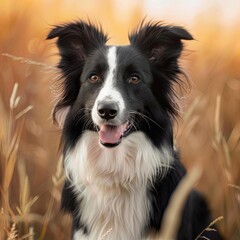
[99,125,125,144]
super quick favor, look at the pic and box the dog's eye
[88,74,101,83]
[129,75,140,85]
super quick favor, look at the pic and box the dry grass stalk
[2,53,56,70]
[51,156,65,202]
[0,83,34,239]
[52,155,65,188]
[39,157,65,240]
[18,227,35,240]
[228,184,240,192]
[159,166,202,240]
[214,95,222,144]
[39,196,54,240]
[9,83,20,110]
[15,106,33,120]
[194,216,224,240]
[227,122,240,151]
[1,90,24,232]
[183,96,201,123]
[28,227,34,240]
[16,177,39,219]
[7,223,18,240]
[212,95,232,170]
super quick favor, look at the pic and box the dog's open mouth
[98,122,132,147]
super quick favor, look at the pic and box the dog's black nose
[97,102,119,120]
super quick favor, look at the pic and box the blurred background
[0,0,240,239]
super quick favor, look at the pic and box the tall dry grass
[0,1,240,239]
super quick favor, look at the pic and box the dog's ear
[129,21,193,118]
[47,21,108,127]
[47,20,108,60]
[129,21,193,64]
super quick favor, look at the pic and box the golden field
[0,0,240,239]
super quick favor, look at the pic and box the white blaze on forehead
[106,46,117,89]
[92,46,126,125]
[98,46,118,100]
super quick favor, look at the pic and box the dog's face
[79,45,154,147]
[47,21,192,149]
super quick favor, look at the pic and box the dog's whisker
[129,115,139,132]
[75,114,87,125]
[129,110,163,130]
[129,111,148,126]
[83,117,93,130]
[129,111,151,129]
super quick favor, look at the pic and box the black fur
[47,20,223,239]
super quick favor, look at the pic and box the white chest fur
[65,131,173,240]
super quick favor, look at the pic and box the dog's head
[47,20,192,149]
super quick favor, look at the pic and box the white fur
[92,46,126,126]
[65,131,173,240]
[73,229,86,240]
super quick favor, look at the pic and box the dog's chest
[65,131,172,239]
[76,181,150,240]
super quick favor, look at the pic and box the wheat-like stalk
[159,166,202,240]
[0,83,36,239]
[194,216,224,240]
[2,53,56,70]
[7,223,18,240]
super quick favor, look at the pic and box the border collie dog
[47,20,222,240]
